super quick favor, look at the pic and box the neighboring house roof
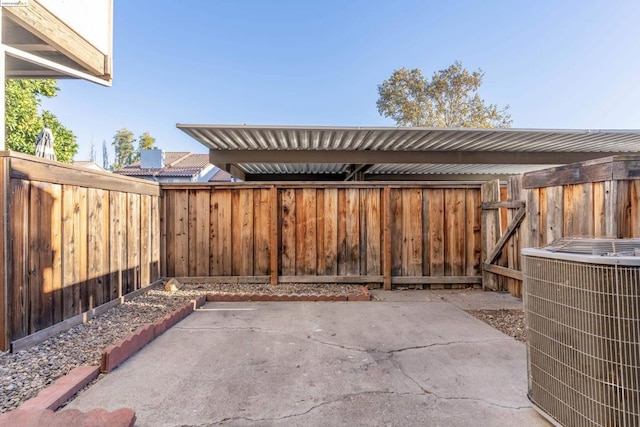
[177,124,640,181]
[115,152,211,179]
[209,169,234,182]
[73,161,104,171]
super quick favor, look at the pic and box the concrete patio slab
[65,297,547,426]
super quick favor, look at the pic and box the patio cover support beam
[209,149,622,165]
[213,163,245,181]
[344,164,373,181]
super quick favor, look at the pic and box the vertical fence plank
[316,189,325,275]
[127,193,140,292]
[465,189,482,277]
[506,177,522,297]
[280,188,296,275]
[364,189,381,277]
[48,184,62,325]
[323,188,338,275]
[427,189,445,276]
[270,187,278,285]
[195,189,211,276]
[617,181,631,238]
[139,194,151,287]
[296,189,317,275]
[8,179,29,341]
[629,181,640,237]
[604,180,618,237]
[173,190,188,277]
[402,189,423,277]
[445,188,465,277]
[210,189,232,276]
[0,160,6,350]
[88,188,108,308]
[564,183,593,237]
[109,191,124,298]
[545,186,563,244]
[481,180,500,290]
[345,188,360,276]
[524,188,540,249]
[254,188,271,275]
[382,187,392,289]
[232,189,254,276]
[187,190,198,276]
[151,194,160,280]
[593,182,606,237]
[389,189,402,277]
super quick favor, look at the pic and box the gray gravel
[0,283,364,413]
[467,309,526,342]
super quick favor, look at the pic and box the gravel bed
[467,309,526,342]
[0,283,363,413]
[181,282,364,295]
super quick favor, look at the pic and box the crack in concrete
[386,338,511,354]
[431,395,532,410]
[203,390,426,425]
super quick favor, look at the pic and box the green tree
[133,131,156,162]
[112,128,136,170]
[5,79,78,162]
[377,61,512,128]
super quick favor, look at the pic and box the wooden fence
[522,156,640,245]
[161,183,483,288]
[0,152,161,351]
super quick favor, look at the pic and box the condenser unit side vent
[523,242,640,427]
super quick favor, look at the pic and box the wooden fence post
[481,180,501,291]
[0,155,9,350]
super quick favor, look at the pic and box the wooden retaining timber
[0,152,161,351]
[161,183,483,289]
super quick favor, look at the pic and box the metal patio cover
[177,124,640,181]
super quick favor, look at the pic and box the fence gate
[481,177,526,297]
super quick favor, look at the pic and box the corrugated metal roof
[176,125,640,179]
[178,124,640,152]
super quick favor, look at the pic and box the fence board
[466,189,482,277]
[88,189,109,308]
[345,188,360,276]
[280,188,295,275]
[173,190,188,277]
[402,189,423,277]
[254,189,271,275]
[210,189,232,276]
[127,193,140,293]
[427,189,445,276]
[390,189,402,276]
[232,189,254,276]
[481,180,500,290]
[296,188,317,275]
[364,189,381,276]
[564,183,593,236]
[322,188,338,275]
[139,194,151,287]
[109,191,124,299]
[445,188,465,276]
[9,180,29,340]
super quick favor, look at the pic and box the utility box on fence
[522,238,640,427]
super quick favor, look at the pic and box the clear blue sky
[40,0,640,164]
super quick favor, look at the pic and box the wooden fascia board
[3,0,107,77]
[209,149,625,165]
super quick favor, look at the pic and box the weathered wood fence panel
[522,157,640,247]
[162,183,483,288]
[0,153,161,350]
